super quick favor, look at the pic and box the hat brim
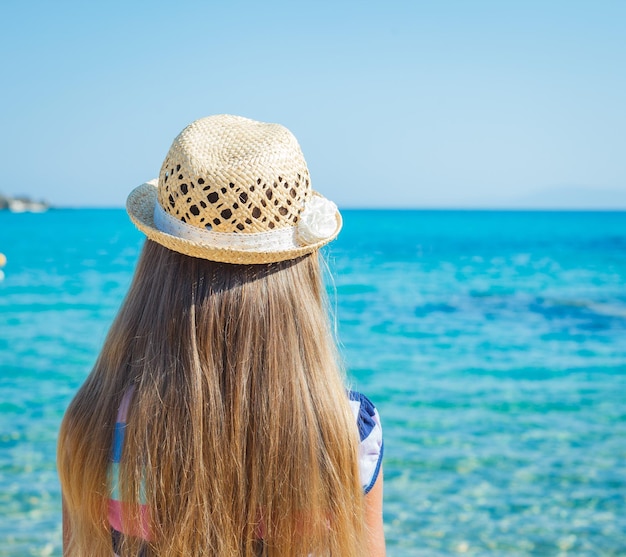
[126,181,342,264]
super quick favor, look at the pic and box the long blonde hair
[58,240,364,556]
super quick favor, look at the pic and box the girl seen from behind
[58,115,385,556]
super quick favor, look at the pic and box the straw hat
[127,115,342,264]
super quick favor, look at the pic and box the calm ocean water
[1,209,625,556]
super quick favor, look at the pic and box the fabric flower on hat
[297,196,338,245]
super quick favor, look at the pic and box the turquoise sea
[1,209,625,556]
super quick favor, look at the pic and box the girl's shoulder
[347,391,384,494]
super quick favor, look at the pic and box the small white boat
[8,199,27,213]
[7,199,49,213]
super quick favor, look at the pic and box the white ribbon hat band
[154,202,301,252]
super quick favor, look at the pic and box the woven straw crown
[127,115,341,264]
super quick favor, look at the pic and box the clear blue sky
[1,0,625,208]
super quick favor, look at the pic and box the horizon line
[8,205,626,212]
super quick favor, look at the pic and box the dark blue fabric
[111,422,126,463]
[348,390,377,442]
[112,528,147,556]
